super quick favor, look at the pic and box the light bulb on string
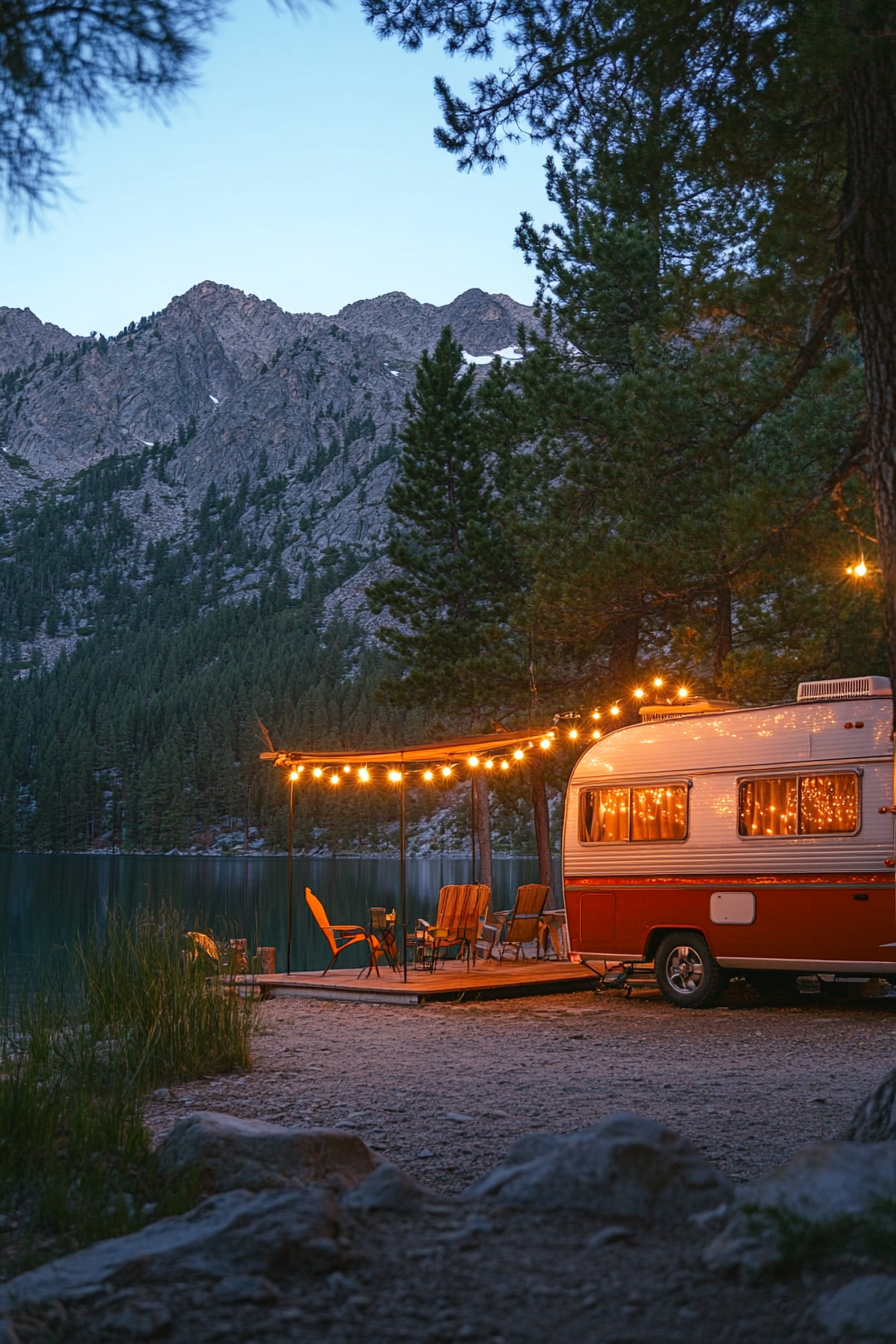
[441,766,452,778]
[329,774,339,785]
[678,686,689,699]
[569,729,578,740]
[312,767,323,779]
[653,676,664,689]
[343,764,351,773]
[388,770,402,783]
[592,729,601,739]
[500,760,509,770]
[358,768,370,783]
[634,688,644,700]
[467,756,479,767]
[423,769,433,782]
[485,759,494,769]
[513,749,524,760]
[540,737,551,750]
[591,710,600,720]
[289,770,299,782]
[610,706,620,717]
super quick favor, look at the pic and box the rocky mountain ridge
[0,282,532,661]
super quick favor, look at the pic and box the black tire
[654,931,727,1009]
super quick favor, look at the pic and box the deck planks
[244,960,600,1005]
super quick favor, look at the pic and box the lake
[0,853,560,977]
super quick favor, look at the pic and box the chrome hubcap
[666,945,705,995]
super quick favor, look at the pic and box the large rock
[704,1141,896,1273]
[816,1275,896,1337]
[467,1113,732,1218]
[0,1186,339,1313]
[341,1163,427,1213]
[156,1111,376,1194]
[842,1065,896,1141]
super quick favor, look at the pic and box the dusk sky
[0,0,550,336]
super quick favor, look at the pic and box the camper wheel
[654,932,727,1009]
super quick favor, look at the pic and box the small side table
[538,910,569,960]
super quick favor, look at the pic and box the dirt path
[145,983,896,1189]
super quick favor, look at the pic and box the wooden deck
[244,960,601,1006]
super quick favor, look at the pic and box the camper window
[738,773,859,837]
[579,784,688,842]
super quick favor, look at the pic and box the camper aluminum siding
[562,697,896,975]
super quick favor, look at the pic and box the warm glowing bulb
[423,769,433,781]
[855,560,868,577]
[468,755,479,767]
[569,729,578,740]
[500,760,509,770]
[591,710,601,720]
[485,759,494,769]
[678,686,689,698]
[513,749,524,760]
[343,764,351,773]
[358,768,370,783]
[653,677,663,689]
[634,688,644,699]
[388,770,401,783]
[330,774,339,785]
[312,767,323,778]
[289,770,299,781]
[592,729,601,739]
[610,706,620,717]
[441,766,452,777]
[540,737,551,750]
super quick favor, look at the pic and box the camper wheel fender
[644,926,709,965]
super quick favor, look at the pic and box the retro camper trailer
[561,676,896,1007]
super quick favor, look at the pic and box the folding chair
[481,883,551,961]
[305,887,382,976]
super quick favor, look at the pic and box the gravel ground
[145,981,896,1189]
[12,983,896,1344]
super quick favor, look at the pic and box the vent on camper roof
[796,676,892,702]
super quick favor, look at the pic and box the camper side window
[579,785,688,842]
[738,773,859,837]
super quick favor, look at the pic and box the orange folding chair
[305,888,382,976]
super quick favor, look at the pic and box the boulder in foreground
[816,1274,896,1337]
[0,1186,338,1313]
[704,1141,896,1273]
[156,1111,376,1194]
[467,1112,732,1218]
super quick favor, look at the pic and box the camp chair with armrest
[305,887,382,977]
[481,883,551,961]
[409,884,491,972]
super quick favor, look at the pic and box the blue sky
[0,1,551,336]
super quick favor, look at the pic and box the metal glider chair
[305,887,383,977]
[481,883,551,961]
[409,884,491,972]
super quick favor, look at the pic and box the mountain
[0,283,535,853]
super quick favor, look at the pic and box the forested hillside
[0,285,531,853]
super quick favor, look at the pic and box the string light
[343,764,351,773]
[358,768,370,783]
[500,760,509,770]
[592,729,601,739]
[610,706,620,717]
[569,729,578,740]
[329,773,339,785]
[634,688,644,700]
[591,710,601,720]
[485,759,494,769]
[441,766,452,778]
[312,767,323,778]
[678,687,689,699]
[289,770,299,782]
[388,770,402,783]
[423,769,433,782]
[467,755,479,767]
[653,677,664,689]
[540,737,551,750]
[855,559,868,577]
[513,749,524,760]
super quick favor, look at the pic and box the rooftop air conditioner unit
[796,676,892,702]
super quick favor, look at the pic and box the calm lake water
[0,854,559,977]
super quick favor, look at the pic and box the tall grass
[0,910,253,1262]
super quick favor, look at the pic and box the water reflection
[0,854,557,978]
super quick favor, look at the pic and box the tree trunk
[528,754,553,896]
[712,583,733,692]
[608,615,641,723]
[842,20,896,728]
[474,770,493,892]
